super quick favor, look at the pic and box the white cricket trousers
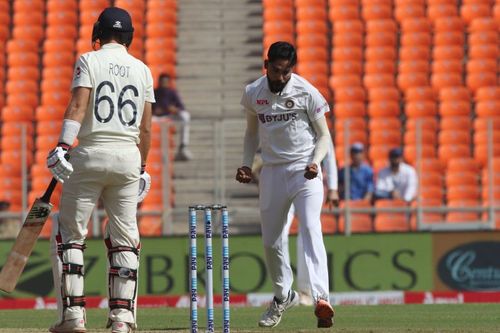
[259,160,329,302]
[50,144,141,325]
[282,204,310,295]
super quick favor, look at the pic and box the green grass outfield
[0,304,499,332]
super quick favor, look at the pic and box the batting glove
[47,144,73,183]
[138,165,151,203]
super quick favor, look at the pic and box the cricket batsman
[236,41,335,328]
[46,7,154,333]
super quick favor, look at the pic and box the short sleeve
[144,66,156,103]
[71,55,92,90]
[240,87,256,114]
[306,88,330,122]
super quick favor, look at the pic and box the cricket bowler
[236,41,335,328]
[46,7,154,333]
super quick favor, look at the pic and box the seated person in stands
[153,73,192,161]
[338,142,374,201]
[374,147,417,203]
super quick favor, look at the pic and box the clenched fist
[235,166,253,183]
[304,163,319,180]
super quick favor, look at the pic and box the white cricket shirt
[376,162,418,202]
[72,43,155,145]
[241,73,330,166]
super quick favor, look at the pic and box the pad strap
[109,298,134,311]
[62,295,86,308]
[109,266,137,280]
[107,245,139,256]
[62,263,84,276]
[58,243,86,256]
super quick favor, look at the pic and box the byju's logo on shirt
[258,112,297,124]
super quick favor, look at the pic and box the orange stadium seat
[335,118,367,133]
[1,151,33,167]
[47,25,78,40]
[80,9,104,25]
[427,4,459,21]
[401,33,431,47]
[369,144,392,162]
[297,34,328,49]
[397,73,429,91]
[7,94,38,109]
[446,172,478,187]
[366,19,397,33]
[469,17,498,33]
[405,101,437,118]
[446,200,481,222]
[1,136,34,151]
[369,118,401,131]
[439,145,471,164]
[434,32,465,47]
[334,87,365,103]
[439,130,471,146]
[37,121,62,136]
[469,45,499,60]
[420,186,444,202]
[406,117,439,132]
[475,145,500,167]
[368,87,399,101]
[42,92,71,107]
[35,106,65,121]
[329,75,362,89]
[47,11,78,26]
[329,5,360,21]
[333,33,363,48]
[43,52,75,68]
[420,173,443,188]
[44,39,75,53]
[395,5,425,22]
[298,62,329,77]
[476,87,500,102]
[41,79,71,93]
[401,17,432,33]
[331,61,362,75]
[332,47,363,62]
[447,185,481,201]
[431,73,463,91]
[43,67,73,82]
[400,46,431,61]
[333,20,364,34]
[447,158,480,173]
[12,26,44,42]
[146,22,177,38]
[433,46,464,61]
[80,0,110,11]
[367,101,400,117]
[365,32,396,47]
[145,50,176,65]
[404,130,437,145]
[411,199,444,227]
[297,48,328,62]
[47,0,78,11]
[115,0,146,11]
[8,67,39,81]
[262,0,293,7]
[467,73,497,94]
[474,118,500,134]
[432,60,463,74]
[333,102,366,118]
[434,17,464,33]
[7,40,38,53]
[13,11,44,26]
[363,74,395,89]
[338,201,373,233]
[8,52,39,67]
[370,130,401,146]
[2,123,34,136]
[6,81,38,94]
[362,4,392,20]
[441,117,472,131]
[365,47,397,61]
[439,101,471,117]
[474,130,500,146]
[405,87,435,102]
[36,136,58,150]
[467,59,497,74]
[374,199,410,232]
[469,31,499,46]
[404,145,436,164]
[461,4,491,25]
[336,130,368,146]
[147,7,177,23]
[439,86,470,102]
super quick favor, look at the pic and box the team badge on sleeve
[75,66,81,79]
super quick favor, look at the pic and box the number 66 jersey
[72,43,155,145]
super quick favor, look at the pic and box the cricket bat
[0,178,58,293]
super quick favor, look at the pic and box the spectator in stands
[153,73,192,161]
[374,148,417,203]
[338,142,374,201]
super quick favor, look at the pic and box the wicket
[189,204,230,333]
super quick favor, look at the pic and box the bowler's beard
[267,77,288,94]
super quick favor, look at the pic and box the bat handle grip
[41,178,59,203]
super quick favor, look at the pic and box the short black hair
[267,41,297,67]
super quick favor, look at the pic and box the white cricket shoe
[49,318,86,333]
[111,321,133,333]
[258,290,299,328]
